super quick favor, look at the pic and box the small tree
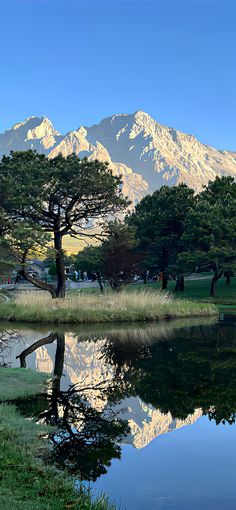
[100,221,142,291]
[74,245,104,291]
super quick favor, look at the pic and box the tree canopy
[128,184,195,289]
[0,151,128,297]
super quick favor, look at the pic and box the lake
[1,315,236,510]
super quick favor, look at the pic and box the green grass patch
[0,368,50,402]
[0,404,115,510]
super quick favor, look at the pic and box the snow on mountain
[1,111,236,201]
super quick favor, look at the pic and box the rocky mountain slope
[1,111,236,201]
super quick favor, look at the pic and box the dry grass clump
[0,289,218,324]
[16,289,171,311]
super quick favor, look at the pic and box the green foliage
[128,177,236,295]
[102,319,236,425]
[48,262,57,277]
[0,151,127,234]
[74,222,142,290]
[128,184,195,279]
[75,245,103,276]
[100,221,141,290]
[178,176,236,295]
[0,150,128,297]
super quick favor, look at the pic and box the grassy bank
[0,290,217,324]
[0,368,115,510]
[0,368,48,401]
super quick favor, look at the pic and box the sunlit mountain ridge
[1,111,236,199]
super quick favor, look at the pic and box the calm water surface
[1,315,236,510]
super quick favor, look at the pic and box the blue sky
[1,0,235,150]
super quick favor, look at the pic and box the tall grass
[0,289,217,324]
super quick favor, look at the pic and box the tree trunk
[180,275,185,292]
[174,276,180,292]
[210,270,223,298]
[20,267,56,298]
[16,333,57,367]
[174,275,185,293]
[54,334,65,380]
[162,274,168,290]
[97,275,104,293]
[54,232,66,298]
[210,275,217,298]
[225,271,231,285]
[50,334,65,424]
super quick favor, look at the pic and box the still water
[1,315,236,510]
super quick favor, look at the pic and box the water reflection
[15,331,129,481]
[1,316,236,483]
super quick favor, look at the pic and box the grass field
[0,368,115,510]
[0,289,217,324]
[137,275,236,309]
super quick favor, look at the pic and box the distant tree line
[0,150,235,298]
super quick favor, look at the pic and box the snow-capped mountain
[1,111,236,200]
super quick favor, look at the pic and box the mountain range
[1,111,236,203]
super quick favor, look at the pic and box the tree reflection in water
[16,317,236,481]
[100,319,236,426]
[17,332,129,481]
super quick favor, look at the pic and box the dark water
[1,315,236,510]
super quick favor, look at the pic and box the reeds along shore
[0,290,218,324]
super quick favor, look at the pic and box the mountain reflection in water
[1,316,236,484]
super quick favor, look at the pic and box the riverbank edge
[0,368,115,510]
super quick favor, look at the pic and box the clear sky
[1,0,235,150]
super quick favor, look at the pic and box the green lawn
[134,276,236,305]
[0,368,49,402]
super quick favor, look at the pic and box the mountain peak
[134,109,151,119]
[12,116,44,131]
[10,115,59,140]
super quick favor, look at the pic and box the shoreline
[0,367,115,510]
[0,311,219,325]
